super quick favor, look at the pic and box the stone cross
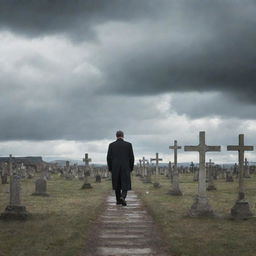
[227,134,254,219]
[184,131,221,216]
[169,140,182,166]
[168,140,182,195]
[150,153,163,176]
[83,153,91,167]
[81,153,93,189]
[227,134,253,200]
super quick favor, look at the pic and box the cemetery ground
[133,174,256,256]
[0,175,111,256]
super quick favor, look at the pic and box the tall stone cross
[169,140,182,167]
[169,140,182,195]
[185,131,220,197]
[150,153,163,176]
[184,131,221,216]
[227,134,253,200]
[83,153,91,167]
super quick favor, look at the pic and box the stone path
[93,191,167,256]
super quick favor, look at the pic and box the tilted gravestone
[32,178,49,196]
[1,175,29,220]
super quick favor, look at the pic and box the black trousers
[115,189,127,201]
[115,169,128,201]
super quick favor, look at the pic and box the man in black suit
[107,130,134,206]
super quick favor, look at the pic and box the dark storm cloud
[94,1,256,103]
[0,0,157,41]
[1,0,256,145]
[1,1,255,102]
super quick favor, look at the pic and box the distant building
[0,156,44,166]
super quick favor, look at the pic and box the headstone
[206,159,217,191]
[95,175,101,183]
[227,134,254,219]
[142,157,151,183]
[0,163,8,184]
[150,153,162,188]
[32,178,49,196]
[1,174,29,220]
[184,131,221,217]
[168,140,182,195]
[244,158,251,178]
[168,161,173,181]
[226,168,234,182]
[81,153,93,189]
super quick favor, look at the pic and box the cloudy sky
[0,0,256,164]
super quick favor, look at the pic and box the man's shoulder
[109,140,132,146]
[123,140,132,146]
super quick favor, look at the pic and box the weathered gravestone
[244,158,251,178]
[81,153,93,189]
[142,157,151,183]
[151,153,162,188]
[168,161,173,181]
[168,140,182,196]
[32,178,49,196]
[226,168,234,182]
[0,163,8,184]
[184,131,221,217]
[206,159,217,191]
[227,134,253,219]
[95,174,101,183]
[1,175,29,220]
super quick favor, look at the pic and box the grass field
[133,174,256,256]
[0,176,111,256]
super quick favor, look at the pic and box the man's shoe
[120,197,127,206]
[116,200,122,205]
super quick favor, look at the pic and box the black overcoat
[107,138,134,191]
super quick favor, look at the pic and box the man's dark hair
[116,130,124,138]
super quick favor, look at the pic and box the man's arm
[129,143,135,172]
[107,144,112,172]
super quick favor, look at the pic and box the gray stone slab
[97,247,152,255]
[100,234,146,239]
[99,240,150,246]
[102,219,152,225]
